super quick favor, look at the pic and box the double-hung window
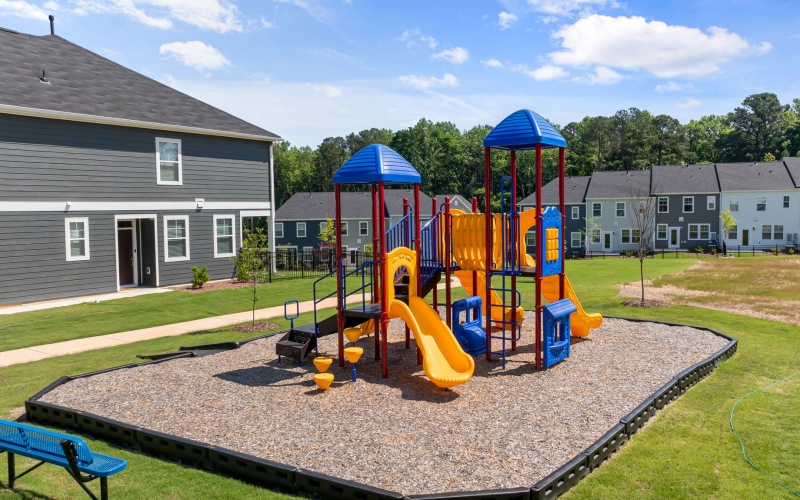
[570,232,581,248]
[297,222,307,238]
[621,229,632,244]
[688,224,710,240]
[756,196,766,211]
[707,196,716,210]
[164,216,189,261]
[728,225,737,240]
[730,197,739,211]
[592,202,602,217]
[657,224,667,240]
[274,222,284,239]
[658,197,668,213]
[616,202,626,218]
[359,221,369,235]
[213,215,235,258]
[683,196,694,213]
[156,138,182,185]
[775,225,784,240]
[340,222,349,236]
[762,225,772,239]
[65,217,90,261]
[590,229,601,244]
[571,206,579,219]
[784,196,790,208]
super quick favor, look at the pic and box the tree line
[274,92,800,209]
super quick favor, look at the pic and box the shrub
[694,245,704,254]
[789,247,796,255]
[711,248,718,255]
[625,250,634,258]
[191,266,210,289]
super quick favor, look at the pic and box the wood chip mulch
[232,321,279,333]
[39,315,727,496]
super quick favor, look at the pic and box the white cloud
[655,81,693,93]
[516,64,569,81]
[399,73,458,90]
[311,84,343,98]
[397,28,437,49]
[550,15,757,78]
[677,97,702,109]
[498,11,518,29]
[584,65,622,84]
[756,41,773,55]
[69,0,242,33]
[0,0,49,19]
[258,17,273,28]
[527,0,618,16]
[482,58,503,68]
[432,47,469,64]
[160,41,230,73]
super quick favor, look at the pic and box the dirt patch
[171,280,252,292]
[231,321,279,334]
[5,406,25,421]
[621,299,669,308]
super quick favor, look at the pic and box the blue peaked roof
[483,109,566,150]
[333,144,421,185]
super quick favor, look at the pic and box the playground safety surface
[35,315,728,496]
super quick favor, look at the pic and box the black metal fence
[232,249,373,283]
[582,244,797,259]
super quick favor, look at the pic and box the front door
[669,227,680,249]
[742,229,749,246]
[117,225,135,286]
[602,232,612,251]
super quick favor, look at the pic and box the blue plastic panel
[543,299,575,368]
[483,109,567,150]
[540,206,563,277]
[333,144,421,185]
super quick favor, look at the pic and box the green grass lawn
[1,257,798,499]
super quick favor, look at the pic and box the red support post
[335,185,345,367]
[484,146,493,361]
[372,185,380,360]
[535,144,543,370]
[414,185,422,352]
[379,182,389,378]
[431,196,438,310]
[559,147,566,300]
[444,196,452,329]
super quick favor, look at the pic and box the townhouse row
[520,159,800,254]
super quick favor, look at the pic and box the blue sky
[2,0,799,148]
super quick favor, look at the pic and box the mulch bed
[173,280,253,292]
[232,321,279,333]
[621,299,670,308]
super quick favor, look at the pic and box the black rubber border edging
[25,318,737,499]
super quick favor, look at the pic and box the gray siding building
[651,164,720,250]
[0,26,279,304]
[584,170,653,253]
[520,176,591,254]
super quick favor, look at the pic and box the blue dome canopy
[483,109,566,150]
[333,144,421,185]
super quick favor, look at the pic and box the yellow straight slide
[389,296,474,388]
[454,269,524,327]
[542,274,603,337]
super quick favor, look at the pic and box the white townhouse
[583,170,653,254]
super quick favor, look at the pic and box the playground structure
[276,109,602,387]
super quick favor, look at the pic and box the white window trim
[297,222,307,238]
[683,196,694,213]
[341,221,349,236]
[615,202,626,218]
[571,206,579,220]
[762,224,772,240]
[730,197,739,212]
[774,225,784,240]
[274,222,284,239]
[592,202,602,218]
[621,228,632,244]
[213,214,236,258]
[658,197,669,213]
[707,196,716,210]
[756,196,767,212]
[783,196,790,208]
[155,137,183,186]
[359,220,369,235]
[687,223,711,240]
[570,232,581,248]
[65,217,90,261]
[657,224,668,240]
[163,215,190,262]
[590,228,601,244]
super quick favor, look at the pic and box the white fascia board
[0,201,271,212]
[0,104,281,143]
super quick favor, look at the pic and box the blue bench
[0,419,126,500]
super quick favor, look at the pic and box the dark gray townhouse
[651,164,720,251]
[0,25,280,304]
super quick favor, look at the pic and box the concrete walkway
[0,280,461,368]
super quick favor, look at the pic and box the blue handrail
[499,176,522,273]
[385,209,413,252]
[420,211,444,285]
[342,259,376,313]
